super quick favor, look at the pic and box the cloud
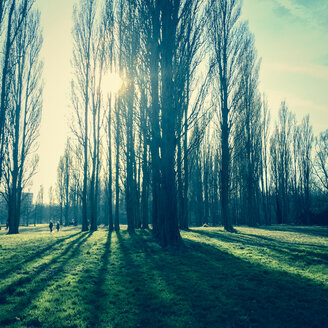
[317,54,328,67]
[242,0,328,134]
[275,0,328,29]
[270,62,328,81]
[276,0,308,20]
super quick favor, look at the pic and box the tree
[48,186,54,221]
[208,0,246,231]
[3,7,42,234]
[35,184,43,225]
[270,102,294,224]
[103,0,115,231]
[297,115,313,224]
[71,0,98,231]
[235,28,262,226]
[56,155,64,225]
[56,139,72,226]
[119,0,139,232]
[260,95,271,225]
[313,129,328,195]
[0,0,31,184]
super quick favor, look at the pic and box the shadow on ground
[0,227,327,328]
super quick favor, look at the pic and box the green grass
[0,225,327,328]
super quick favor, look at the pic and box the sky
[30,0,328,202]
[31,0,76,200]
[242,0,328,128]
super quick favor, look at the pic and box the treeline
[0,0,43,234]
[50,0,327,248]
[1,0,327,243]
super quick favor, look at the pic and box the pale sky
[30,0,328,202]
[242,0,328,129]
[31,0,75,200]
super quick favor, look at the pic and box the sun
[102,71,123,95]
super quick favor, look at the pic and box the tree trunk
[114,96,120,232]
[141,138,149,229]
[108,95,113,230]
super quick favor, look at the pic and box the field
[0,225,328,328]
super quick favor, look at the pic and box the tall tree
[56,139,72,226]
[35,184,43,225]
[313,129,328,195]
[120,0,139,232]
[237,29,261,226]
[71,0,97,231]
[270,102,294,224]
[3,7,42,234]
[297,115,313,224]
[208,0,246,231]
[103,0,115,231]
[0,0,31,184]
[260,95,271,225]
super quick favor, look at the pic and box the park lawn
[0,225,327,328]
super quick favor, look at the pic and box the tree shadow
[0,232,81,279]
[84,231,112,328]
[258,225,328,238]
[0,231,93,326]
[117,230,328,328]
[191,229,328,267]
[114,230,183,328]
[3,228,327,327]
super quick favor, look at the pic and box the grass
[0,225,327,328]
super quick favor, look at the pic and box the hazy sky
[31,0,328,202]
[242,0,328,128]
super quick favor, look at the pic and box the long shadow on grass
[241,231,328,249]
[191,229,328,267]
[85,231,112,328]
[0,231,93,326]
[261,225,328,238]
[0,232,81,280]
[115,231,180,328]
[185,238,328,327]
[120,231,328,328]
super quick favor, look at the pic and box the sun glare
[103,72,123,95]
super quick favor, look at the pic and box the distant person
[49,220,53,233]
[56,221,60,232]
[5,220,9,230]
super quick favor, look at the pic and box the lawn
[0,225,327,328]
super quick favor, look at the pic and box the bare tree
[56,157,64,225]
[103,0,114,231]
[56,139,72,226]
[0,0,31,184]
[208,0,246,231]
[270,102,294,224]
[297,115,313,224]
[71,0,97,231]
[3,7,42,234]
[34,184,43,225]
[313,129,328,195]
[235,28,262,226]
[119,0,139,232]
[260,95,271,225]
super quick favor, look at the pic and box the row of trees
[59,0,210,247]
[2,0,326,243]
[51,0,327,248]
[0,0,43,234]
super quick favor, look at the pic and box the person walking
[56,221,60,232]
[49,220,53,233]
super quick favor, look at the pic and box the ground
[0,225,327,328]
